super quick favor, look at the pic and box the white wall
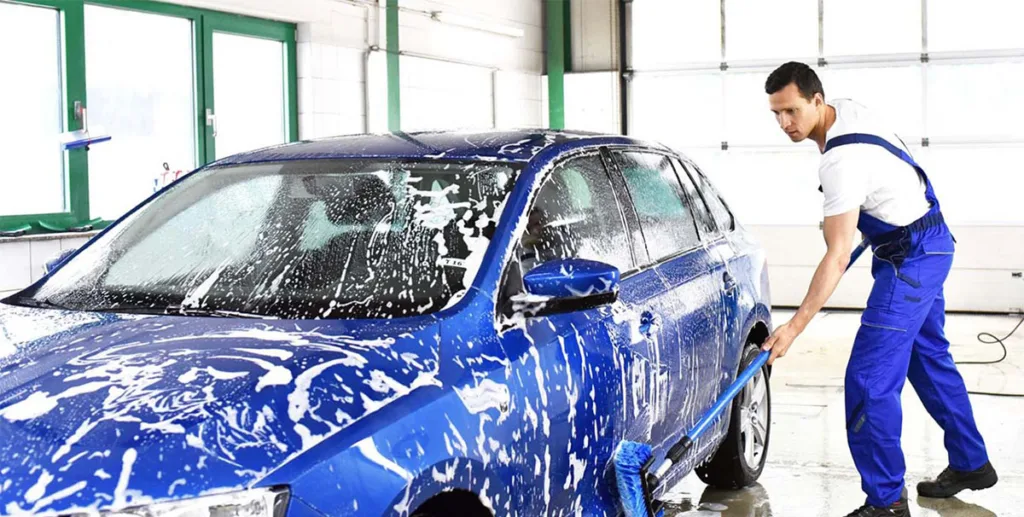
[563,72,621,134]
[398,0,545,131]
[570,0,618,72]
[0,233,94,298]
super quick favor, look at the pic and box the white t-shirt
[819,99,930,226]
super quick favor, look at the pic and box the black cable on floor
[956,314,1022,366]
[955,314,1024,397]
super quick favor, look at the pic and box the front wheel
[695,345,771,489]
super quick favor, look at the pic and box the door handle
[206,108,218,138]
[723,271,738,293]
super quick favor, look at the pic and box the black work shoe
[917,461,998,498]
[844,498,910,517]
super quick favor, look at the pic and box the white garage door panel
[630,72,723,148]
[768,266,1023,313]
[919,146,1024,225]
[945,226,1024,270]
[631,0,720,68]
[767,263,875,309]
[820,64,924,139]
[750,225,1024,313]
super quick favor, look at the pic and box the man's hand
[762,322,800,365]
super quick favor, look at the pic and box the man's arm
[761,208,859,364]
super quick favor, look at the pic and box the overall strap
[823,132,938,206]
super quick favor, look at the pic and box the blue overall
[826,134,990,507]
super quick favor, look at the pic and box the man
[759,62,997,517]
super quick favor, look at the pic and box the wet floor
[661,310,1024,516]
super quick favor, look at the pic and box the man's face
[769,82,821,142]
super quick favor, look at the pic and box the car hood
[0,303,440,516]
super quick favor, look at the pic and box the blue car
[0,130,773,517]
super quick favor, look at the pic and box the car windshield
[12,159,520,320]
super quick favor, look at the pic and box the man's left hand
[762,322,800,365]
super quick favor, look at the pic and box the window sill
[0,230,100,245]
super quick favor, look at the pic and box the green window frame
[0,0,298,236]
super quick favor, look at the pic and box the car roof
[208,129,670,167]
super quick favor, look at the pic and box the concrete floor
[663,310,1024,517]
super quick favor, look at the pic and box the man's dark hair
[765,61,824,101]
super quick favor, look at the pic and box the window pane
[917,146,1024,225]
[616,152,701,261]
[631,72,723,148]
[685,160,736,232]
[0,3,65,216]
[823,0,920,56]
[520,155,632,274]
[928,0,1024,53]
[401,56,493,132]
[819,64,923,139]
[926,62,1024,141]
[672,158,717,236]
[632,0,720,68]
[725,0,817,61]
[85,6,195,220]
[214,32,287,159]
[725,70,797,146]
[716,149,821,225]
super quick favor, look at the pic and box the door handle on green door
[206,108,218,138]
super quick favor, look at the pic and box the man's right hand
[762,321,801,365]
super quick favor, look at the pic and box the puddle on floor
[661,483,773,516]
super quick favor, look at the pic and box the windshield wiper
[165,305,272,319]
[85,304,270,319]
[5,296,75,312]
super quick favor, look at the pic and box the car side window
[671,158,717,238]
[613,151,702,262]
[686,159,736,233]
[518,154,634,276]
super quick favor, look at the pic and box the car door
[606,149,722,450]
[674,157,746,395]
[494,151,663,514]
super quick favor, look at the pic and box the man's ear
[814,93,824,107]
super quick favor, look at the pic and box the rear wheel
[695,345,771,489]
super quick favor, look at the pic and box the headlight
[101,487,289,517]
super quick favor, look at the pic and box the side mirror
[518,258,620,316]
[44,248,77,275]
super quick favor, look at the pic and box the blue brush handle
[692,349,768,441]
[850,237,869,269]
[654,349,769,478]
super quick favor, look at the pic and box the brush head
[613,441,662,517]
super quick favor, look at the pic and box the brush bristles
[614,441,655,517]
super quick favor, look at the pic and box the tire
[695,344,771,489]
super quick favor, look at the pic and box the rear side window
[671,158,717,237]
[518,154,633,274]
[613,151,701,262]
[686,160,736,233]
